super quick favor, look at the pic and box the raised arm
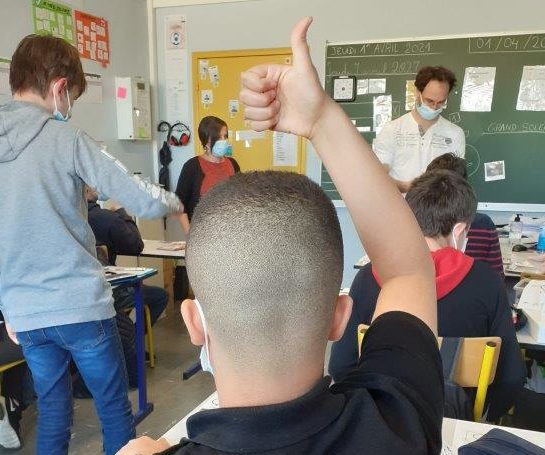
[240,17,436,333]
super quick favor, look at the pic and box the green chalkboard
[322,33,545,207]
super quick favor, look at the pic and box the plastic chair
[357,324,501,421]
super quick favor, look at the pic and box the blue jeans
[17,318,135,455]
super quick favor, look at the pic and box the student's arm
[177,213,190,235]
[108,209,145,256]
[73,133,182,219]
[240,17,436,333]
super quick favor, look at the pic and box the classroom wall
[154,0,545,287]
[0,0,155,179]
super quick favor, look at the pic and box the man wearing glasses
[373,66,465,193]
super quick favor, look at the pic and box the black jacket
[330,249,526,421]
[87,202,143,265]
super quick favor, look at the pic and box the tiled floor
[10,305,215,454]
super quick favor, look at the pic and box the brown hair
[10,34,86,98]
[406,170,476,238]
[415,66,457,93]
[426,153,468,180]
[198,116,228,151]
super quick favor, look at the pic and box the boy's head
[10,34,86,117]
[182,171,349,380]
[406,170,477,249]
[426,153,468,179]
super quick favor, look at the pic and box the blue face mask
[53,81,72,122]
[211,139,232,157]
[416,95,444,121]
[193,299,214,375]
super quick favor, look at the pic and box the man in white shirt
[373,66,465,193]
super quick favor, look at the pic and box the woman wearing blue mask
[175,116,240,234]
[373,66,465,193]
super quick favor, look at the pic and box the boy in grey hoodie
[0,34,182,455]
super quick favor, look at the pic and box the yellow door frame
[191,47,306,174]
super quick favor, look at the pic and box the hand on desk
[116,436,170,455]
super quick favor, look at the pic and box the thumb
[290,17,313,68]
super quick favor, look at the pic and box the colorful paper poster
[74,10,110,65]
[32,0,74,43]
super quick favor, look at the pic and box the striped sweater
[466,212,504,278]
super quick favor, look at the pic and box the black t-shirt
[161,312,443,455]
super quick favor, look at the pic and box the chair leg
[144,305,155,368]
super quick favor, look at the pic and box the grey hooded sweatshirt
[0,101,182,331]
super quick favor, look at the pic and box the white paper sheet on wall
[78,73,103,104]
[0,59,10,97]
[373,95,392,134]
[517,65,545,111]
[460,67,496,112]
[164,15,188,122]
[273,132,298,167]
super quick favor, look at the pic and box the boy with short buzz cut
[330,169,526,421]
[119,17,443,455]
[426,152,504,277]
[0,34,182,455]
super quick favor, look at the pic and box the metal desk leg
[133,280,154,424]
[182,360,202,380]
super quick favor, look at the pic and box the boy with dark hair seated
[426,153,504,277]
[119,17,444,455]
[330,169,525,421]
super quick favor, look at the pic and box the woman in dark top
[175,116,240,234]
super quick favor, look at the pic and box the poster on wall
[32,0,74,44]
[0,58,10,97]
[165,15,186,49]
[74,10,110,66]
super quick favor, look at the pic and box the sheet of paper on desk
[518,280,544,311]
[157,241,186,251]
[451,420,545,451]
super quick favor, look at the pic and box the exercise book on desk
[442,419,545,454]
[104,266,155,285]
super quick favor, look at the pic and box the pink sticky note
[117,87,127,99]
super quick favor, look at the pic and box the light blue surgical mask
[416,94,444,121]
[53,81,72,122]
[194,299,214,375]
[211,139,232,157]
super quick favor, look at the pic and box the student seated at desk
[329,169,526,421]
[426,153,504,278]
[118,17,444,455]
